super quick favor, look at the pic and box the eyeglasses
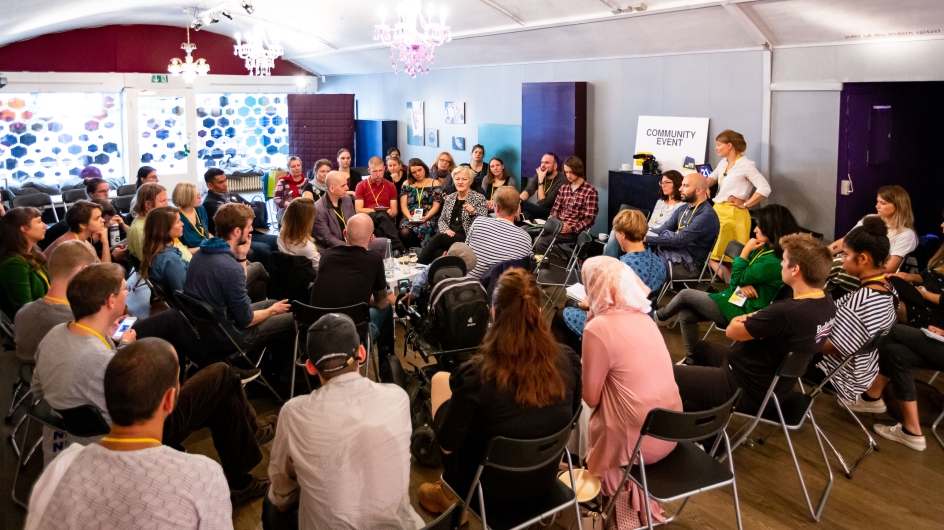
[659,181,673,186]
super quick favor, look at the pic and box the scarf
[582,256,652,323]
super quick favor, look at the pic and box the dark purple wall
[287,94,355,170]
[521,82,587,180]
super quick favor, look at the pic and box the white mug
[598,233,609,241]
[621,163,632,171]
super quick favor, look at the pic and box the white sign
[633,116,710,173]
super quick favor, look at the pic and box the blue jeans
[603,230,622,258]
[249,232,279,270]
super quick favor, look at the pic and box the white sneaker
[874,423,926,451]
[839,394,887,414]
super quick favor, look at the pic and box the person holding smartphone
[398,159,443,249]
[354,156,404,253]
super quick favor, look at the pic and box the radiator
[229,175,262,192]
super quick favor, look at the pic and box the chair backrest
[427,255,467,289]
[267,251,317,302]
[62,189,89,204]
[421,502,463,530]
[58,404,111,437]
[541,217,563,238]
[722,240,745,261]
[641,389,741,443]
[173,290,223,328]
[772,283,792,302]
[290,300,371,342]
[482,406,580,471]
[147,279,175,308]
[776,351,811,379]
[809,327,890,398]
[112,195,133,214]
[117,184,137,197]
[573,231,593,260]
[12,192,53,209]
[619,203,651,220]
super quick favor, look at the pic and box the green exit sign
[151,74,169,83]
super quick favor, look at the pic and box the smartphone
[412,208,424,222]
[112,316,137,341]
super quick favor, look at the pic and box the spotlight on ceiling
[191,19,205,31]
[221,10,233,20]
[631,2,647,11]
[241,0,254,14]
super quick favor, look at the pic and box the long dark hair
[845,215,891,268]
[754,204,800,259]
[484,157,510,187]
[135,166,157,188]
[659,170,683,201]
[928,210,944,275]
[0,207,46,272]
[475,268,565,408]
[140,207,179,280]
[84,177,107,197]
[407,158,430,184]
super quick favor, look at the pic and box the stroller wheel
[410,425,442,468]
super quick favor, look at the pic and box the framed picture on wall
[427,129,439,147]
[407,101,424,146]
[445,102,465,124]
[452,136,465,150]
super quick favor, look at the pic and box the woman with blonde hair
[277,197,320,268]
[128,183,179,262]
[172,182,212,253]
[432,151,458,194]
[706,130,771,281]
[417,268,581,515]
[417,166,487,264]
[140,206,188,293]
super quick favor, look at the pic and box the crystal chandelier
[167,27,210,83]
[373,1,452,77]
[234,27,285,76]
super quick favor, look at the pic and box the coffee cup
[621,163,632,171]
[598,233,609,242]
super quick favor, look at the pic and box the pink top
[582,310,682,495]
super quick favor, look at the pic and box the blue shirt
[645,200,720,266]
[179,206,210,248]
[150,245,189,293]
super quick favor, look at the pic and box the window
[195,93,289,171]
[137,95,188,175]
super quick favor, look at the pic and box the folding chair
[422,501,464,530]
[707,239,745,284]
[442,407,584,530]
[933,402,944,450]
[619,203,651,220]
[12,192,59,223]
[173,290,284,403]
[117,184,137,197]
[7,363,33,458]
[602,391,742,529]
[536,232,592,312]
[61,188,89,211]
[11,401,110,509]
[654,235,720,306]
[289,301,373,398]
[728,352,835,521]
[112,194,133,215]
[530,217,563,268]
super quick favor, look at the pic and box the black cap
[306,314,360,373]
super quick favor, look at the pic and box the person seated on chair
[655,204,799,363]
[580,256,681,527]
[42,200,111,263]
[307,158,332,201]
[672,234,835,415]
[408,242,477,307]
[464,186,532,279]
[15,241,97,365]
[398,159,444,249]
[533,156,598,254]
[173,182,212,254]
[265,314,424,530]
[481,156,516,212]
[645,172,720,281]
[0,207,49,317]
[127,183,174,262]
[25,338,234,529]
[127,165,158,218]
[31,265,275,505]
[417,166,488,265]
[277,197,320,269]
[90,199,129,265]
[184,203,294,359]
[355,156,405,253]
[275,156,314,213]
[431,151,458,195]
[417,268,582,516]
[310,214,395,368]
[519,152,565,221]
[885,215,944,330]
[384,155,408,198]
[553,208,665,352]
[203,168,280,267]
[140,206,189,294]
[805,216,898,413]
[603,170,685,259]
[84,175,111,201]
[312,171,356,251]
[337,148,361,194]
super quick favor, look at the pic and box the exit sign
[151,74,169,83]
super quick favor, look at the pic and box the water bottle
[108,224,121,247]
[384,238,395,279]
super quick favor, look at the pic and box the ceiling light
[373,0,452,77]
[632,3,647,12]
[191,19,205,31]
[234,27,284,76]
[221,10,233,20]
[241,0,254,14]
[168,26,210,83]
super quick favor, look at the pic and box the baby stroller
[394,255,491,467]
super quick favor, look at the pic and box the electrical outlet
[841,179,853,195]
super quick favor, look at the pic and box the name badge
[728,287,747,307]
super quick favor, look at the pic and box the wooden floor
[4,282,944,530]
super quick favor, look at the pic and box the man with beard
[646,173,720,280]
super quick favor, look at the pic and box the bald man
[312,171,357,249]
[310,213,396,378]
[645,172,720,280]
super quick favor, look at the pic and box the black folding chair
[12,192,59,223]
[620,203,651,220]
[421,501,464,530]
[61,188,89,211]
[117,184,137,197]
[708,239,745,283]
[289,301,373,397]
[173,290,284,403]
[112,195,133,215]
[654,235,720,305]
[536,232,592,312]
[603,391,743,530]
[530,217,563,267]
[442,407,583,530]
[267,251,316,303]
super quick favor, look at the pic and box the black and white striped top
[817,285,897,401]
[465,217,533,279]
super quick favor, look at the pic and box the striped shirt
[817,285,897,400]
[465,217,533,278]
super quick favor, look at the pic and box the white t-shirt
[851,218,918,258]
[26,443,232,530]
[277,234,321,268]
[648,200,685,231]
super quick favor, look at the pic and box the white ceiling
[1,0,943,75]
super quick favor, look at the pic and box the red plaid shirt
[550,180,599,233]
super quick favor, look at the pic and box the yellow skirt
[710,202,751,262]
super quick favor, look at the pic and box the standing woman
[308,159,332,201]
[0,208,49,317]
[173,182,212,253]
[462,144,488,191]
[337,148,360,193]
[399,159,443,249]
[482,157,517,212]
[432,151,457,194]
[277,197,320,268]
[140,206,189,293]
[417,166,487,264]
[128,165,158,216]
[274,156,314,211]
[706,130,771,281]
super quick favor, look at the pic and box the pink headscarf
[582,255,652,323]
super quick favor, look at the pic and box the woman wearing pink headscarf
[580,256,682,529]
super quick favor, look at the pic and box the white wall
[319,51,764,235]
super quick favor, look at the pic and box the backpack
[249,195,269,230]
[426,277,490,350]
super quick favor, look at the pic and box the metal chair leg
[931,408,944,450]
[8,412,27,457]
[778,411,832,521]
[11,416,36,509]
[7,381,26,420]
[830,398,879,477]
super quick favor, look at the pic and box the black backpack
[426,277,490,350]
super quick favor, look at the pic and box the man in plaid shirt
[535,156,598,253]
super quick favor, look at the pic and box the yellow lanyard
[37,269,50,288]
[72,322,112,350]
[368,181,385,207]
[719,154,742,187]
[749,248,774,266]
[677,202,702,231]
[44,296,69,305]
[794,291,825,300]
[862,274,886,283]
[490,184,496,200]
[334,208,347,228]
[415,184,426,209]
[101,437,161,445]
[187,212,205,238]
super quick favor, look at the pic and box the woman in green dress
[0,207,49,317]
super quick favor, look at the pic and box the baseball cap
[306,314,360,373]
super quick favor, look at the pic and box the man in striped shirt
[465,186,533,278]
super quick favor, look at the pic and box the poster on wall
[445,102,465,124]
[427,129,439,147]
[633,116,709,173]
[452,136,465,150]
[407,101,424,146]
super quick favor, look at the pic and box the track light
[221,10,233,20]
[241,0,254,14]
[191,19,205,30]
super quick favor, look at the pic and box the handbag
[249,195,269,230]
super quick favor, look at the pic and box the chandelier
[167,27,210,83]
[234,27,285,76]
[373,1,451,77]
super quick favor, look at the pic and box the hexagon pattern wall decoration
[137,95,187,173]
[196,94,288,169]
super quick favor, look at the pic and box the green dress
[708,246,783,322]
[0,255,49,317]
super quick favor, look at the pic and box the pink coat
[582,311,683,496]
